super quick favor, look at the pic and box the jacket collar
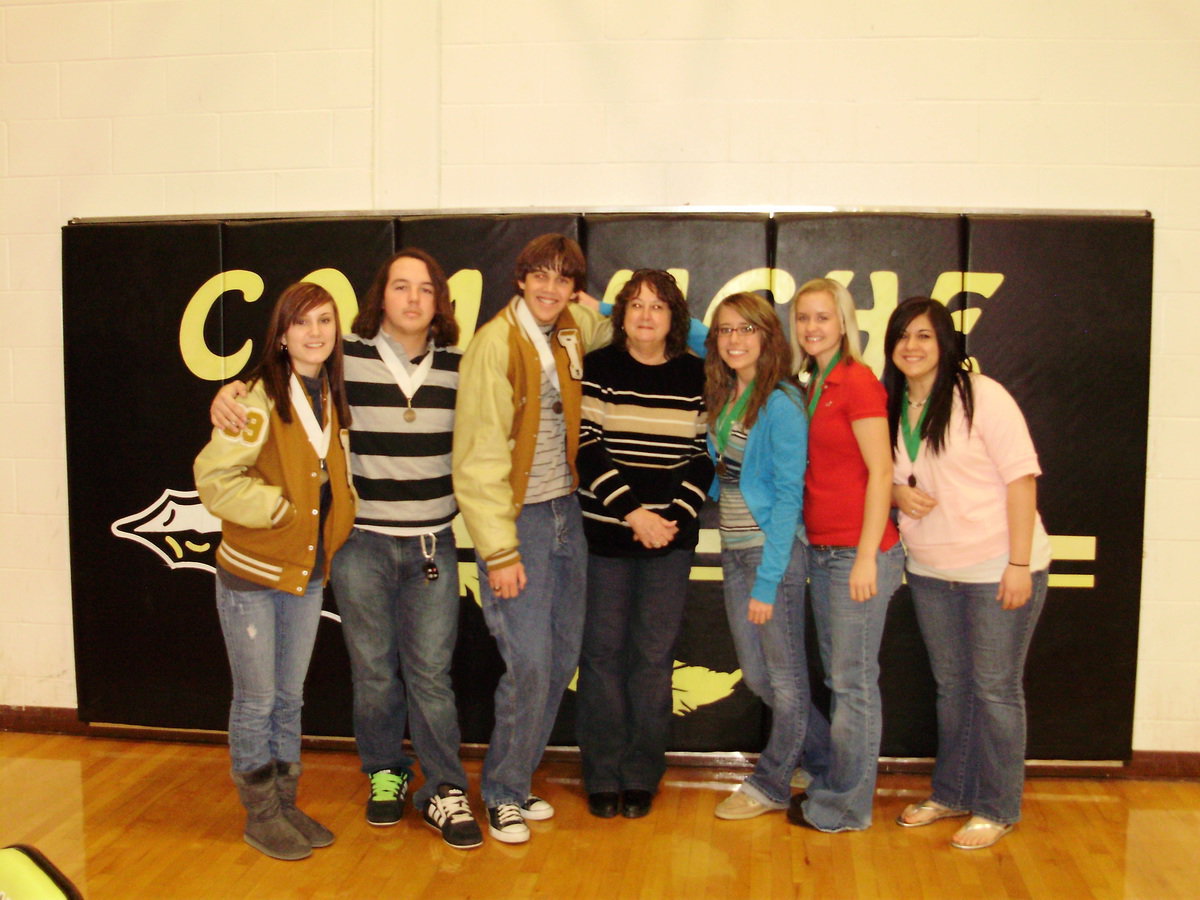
[506,295,579,336]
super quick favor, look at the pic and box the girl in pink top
[884,297,1050,851]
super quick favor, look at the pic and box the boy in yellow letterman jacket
[452,234,613,843]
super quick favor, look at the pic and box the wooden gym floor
[1,731,1197,899]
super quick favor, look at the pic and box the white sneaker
[714,789,784,820]
[518,794,555,820]
[487,803,530,843]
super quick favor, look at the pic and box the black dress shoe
[587,792,620,818]
[786,793,810,827]
[620,789,652,819]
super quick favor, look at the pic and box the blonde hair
[790,277,863,376]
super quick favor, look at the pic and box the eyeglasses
[716,324,757,337]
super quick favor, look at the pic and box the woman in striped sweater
[575,269,714,820]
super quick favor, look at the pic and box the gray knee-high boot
[274,760,335,848]
[231,763,311,860]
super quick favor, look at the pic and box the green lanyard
[714,379,755,454]
[806,351,842,419]
[900,387,929,463]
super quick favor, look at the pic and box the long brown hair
[704,292,796,431]
[246,282,351,427]
[352,247,459,347]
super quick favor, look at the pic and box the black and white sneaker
[518,794,555,820]
[365,768,408,826]
[423,784,483,849]
[487,802,531,843]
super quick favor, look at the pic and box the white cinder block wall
[1,0,1197,751]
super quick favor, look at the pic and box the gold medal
[404,407,417,423]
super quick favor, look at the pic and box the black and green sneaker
[366,768,409,826]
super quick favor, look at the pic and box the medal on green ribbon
[805,351,842,419]
[901,386,929,469]
[714,379,755,475]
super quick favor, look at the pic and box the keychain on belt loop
[420,532,440,582]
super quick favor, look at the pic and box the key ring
[420,532,439,582]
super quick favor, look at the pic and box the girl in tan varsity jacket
[194,282,356,861]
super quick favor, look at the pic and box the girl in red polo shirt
[785,277,904,833]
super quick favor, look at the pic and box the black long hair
[882,297,973,455]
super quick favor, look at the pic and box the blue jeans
[331,526,466,808]
[576,549,693,795]
[801,541,905,831]
[216,575,324,773]
[478,494,587,808]
[722,537,831,806]
[908,569,1048,825]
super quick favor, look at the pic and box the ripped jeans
[216,575,324,773]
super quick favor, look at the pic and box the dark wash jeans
[576,548,694,795]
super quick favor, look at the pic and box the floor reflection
[0,747,87,895]
[2,732,1199,899]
